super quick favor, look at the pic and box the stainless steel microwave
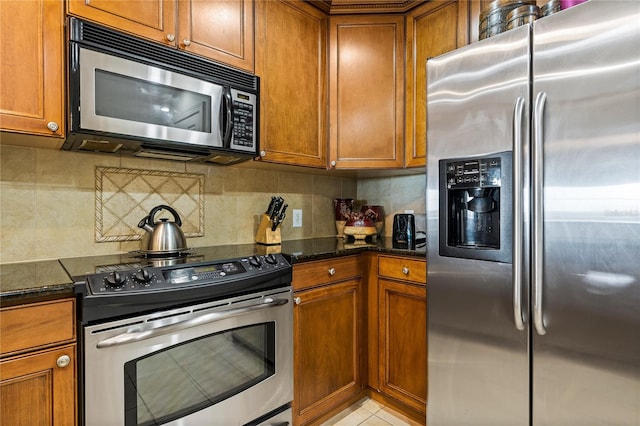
[64,18,259,165]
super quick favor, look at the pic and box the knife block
[255,214,282,245]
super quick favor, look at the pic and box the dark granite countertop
[0,237,425,305]
[0,260,75,306]
[280,236,426,263]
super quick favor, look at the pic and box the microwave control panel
[230,89,257,151]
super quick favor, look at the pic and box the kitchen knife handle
[512,97,526,331]
[532,91,547,336]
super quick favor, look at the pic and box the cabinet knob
[260,150,266,157]
[330,160,337,167]
[166,33,175,42]
[46,121,59,132]
[56,355,71,368]
[402,267,410,275]
[182,39,191,47]
[328,267,336,276]
[294,297,301,305]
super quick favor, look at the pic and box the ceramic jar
[360,205,384,235]
[333,198,354,237]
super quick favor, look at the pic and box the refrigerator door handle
[512,96,526,331]
[532,91,547,336]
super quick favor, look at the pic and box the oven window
[94,69,212,133]
[124,322,275,426]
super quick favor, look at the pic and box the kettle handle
[147,205,182,227]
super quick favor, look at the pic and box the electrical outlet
[293,209,303,228]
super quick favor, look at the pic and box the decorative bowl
[343,225,377,240]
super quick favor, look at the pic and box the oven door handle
[95,297,289,349]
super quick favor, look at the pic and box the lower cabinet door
[378,279,427,413]
[0,345,76,426]
[293,278,364,425]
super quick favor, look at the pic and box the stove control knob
[134,269,152,283]
[265,254,277,265]
[105,271,126,288]
[249,255,262,268]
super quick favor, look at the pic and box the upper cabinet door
[329,15,405,169]
[0,0,65,140]
[178,0,254,72]
[67,0,177,46]
[255,0,328,168]
[405,0,469,168]
[68,0,253,71]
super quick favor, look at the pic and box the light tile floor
[320,397,422,426]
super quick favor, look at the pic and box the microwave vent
[206,155,244,165]
[70,18,258,92]
[79,139,123,153]
[134,149,200,162]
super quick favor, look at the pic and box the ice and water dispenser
[439,151,512,263]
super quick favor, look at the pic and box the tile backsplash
[95,167,204,242]
[0,144,425,263]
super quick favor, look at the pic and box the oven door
[82,288,293,426]
[72,46,225,150]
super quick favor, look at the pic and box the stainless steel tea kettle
[138,205,187,253]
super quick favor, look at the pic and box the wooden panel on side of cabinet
[0,299,76,358]
[255,0,328,168]
[0,345,76,426]
[329,15,405,169]
[178,0,254,72]
[405,0,469,168]
[0,0,65,140]
[67,0,176,45]
[378,278,427,414]
[293,278,365,425]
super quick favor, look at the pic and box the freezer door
[531,1,640,425]
[426,26,531,425]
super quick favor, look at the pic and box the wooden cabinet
[405,0,469,168]
[0,0,65,143]
[329,15,405,169]
[255,0,328,168]
[66,0,174,44]
[67,0,254,72]
[0,299,77,426]
[369,255,427,419]
[292,256,365,425]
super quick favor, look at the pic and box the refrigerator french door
[426,1,640,425]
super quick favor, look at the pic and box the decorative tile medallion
[95,167,204,242]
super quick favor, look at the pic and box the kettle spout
[137,216,154,233]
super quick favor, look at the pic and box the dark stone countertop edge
[0,237,425,305]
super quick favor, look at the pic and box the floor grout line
[320,397,418,426]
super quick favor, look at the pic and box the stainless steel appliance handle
[532,91,547,336]
[222,86,234,147]
[512,96,525,331]
[96,297,289,349]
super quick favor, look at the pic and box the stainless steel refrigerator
[425,1,640,425]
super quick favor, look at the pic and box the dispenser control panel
[445,157,502,189]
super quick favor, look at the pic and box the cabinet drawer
[293,256,361,291]
[0,299,75,357]
[378,255,426,285]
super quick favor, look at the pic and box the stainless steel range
[60,246,293,426]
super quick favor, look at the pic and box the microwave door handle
[221,86,234,147]
[95,297,289,349]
